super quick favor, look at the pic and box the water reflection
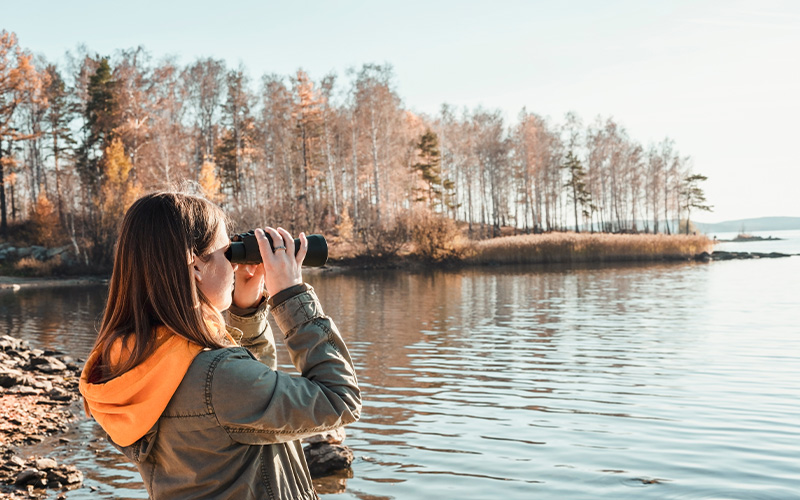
[0,285,107,359]
[4,256,800,499]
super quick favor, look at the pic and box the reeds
[464,232,713,265]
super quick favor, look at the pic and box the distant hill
[694,217,800,233]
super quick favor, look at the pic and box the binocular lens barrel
[225,232,328,267]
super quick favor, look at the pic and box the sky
[4,0,799,223]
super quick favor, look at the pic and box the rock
[16,247,32,258]
[695,251,711,262]
[34,458,57,471]
[303,443,354,478]
[303,427,346,445]
[48,387,73,402]
[46,246,71,259]
[33,379,53,392]
[0,367,26,388]
[709,251,791,261]
[15,385,40,395]
[32,246,48,261]
[14,468,45,486]
[7,349,30,361]
[29,356,67,373]
[0,335,23,351]
[6,456,26,469]
[47,465,82,485]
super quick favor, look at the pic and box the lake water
[2,231,799,499]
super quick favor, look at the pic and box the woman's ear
[190,255,203,282]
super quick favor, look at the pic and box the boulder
[303,443,354,477]
[0,367,26,388]
[14,468,45,486]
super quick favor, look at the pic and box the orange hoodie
[79,327,205,447]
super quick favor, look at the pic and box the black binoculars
[225,231,328,267]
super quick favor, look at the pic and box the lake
[2,231,799,499]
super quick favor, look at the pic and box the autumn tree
[351,63,404,226]
[259,74,295,224]
[184,58,225,171]
[96,137,139,262]
[31,191,58,245]
[0,30,43,237]
[217,66,255,202]
[42,64,76,223]
[147,59,191,186]
[198,159,222,203]
[472,109,509,237]
[291,69,325,226]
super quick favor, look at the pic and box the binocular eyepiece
[224,231,328,267]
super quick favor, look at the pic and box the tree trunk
[369,111,381,224]
[0,144,7,238]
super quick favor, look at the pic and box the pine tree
[680,173,712,234]
[412,129,454,212]
[77,57,119,194]
[563,150,592,232]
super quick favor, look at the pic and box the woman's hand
[256,227,307,298]
[232,262,266,310]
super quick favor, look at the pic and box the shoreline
[0,336,85,499]
[0,250,795,288]
[0,276,107,291]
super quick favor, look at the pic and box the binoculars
[225,231,328,267]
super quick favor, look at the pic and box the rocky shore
[695,250,794,261]
[0,336,84,499]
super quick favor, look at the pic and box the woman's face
[193,223,238,312]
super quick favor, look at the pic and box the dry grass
[465,232,713,265]
[12,256,63,277]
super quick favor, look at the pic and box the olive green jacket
[114,286,361,500]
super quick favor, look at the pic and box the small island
[715,233,784,243]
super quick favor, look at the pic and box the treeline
[0,30,710,265]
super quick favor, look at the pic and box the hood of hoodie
[79,327,204,447]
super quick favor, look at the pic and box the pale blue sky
[4,0,799,222]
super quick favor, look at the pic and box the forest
[0,30,711,267]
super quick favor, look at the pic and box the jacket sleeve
[226,299,277,370]
[212,287,361,445]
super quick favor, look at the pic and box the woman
[80,191,361,499]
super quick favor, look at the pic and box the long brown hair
[90,191,229,383]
